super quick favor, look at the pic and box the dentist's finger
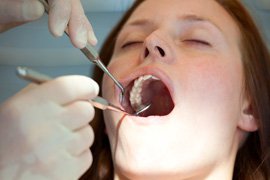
[68,0,97,48]
[0,0,44,23]
[66,125,94,156]
[61,101,95,131]
[39,149,92,179]
[75,149,93,178]
[47,0,71,37]
[23,75,99,105]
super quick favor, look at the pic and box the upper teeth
[129,75,159,111]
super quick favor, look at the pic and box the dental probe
[16,67,128,115]
[38,0,125,96]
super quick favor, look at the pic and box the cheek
[194,64,231,97]
[102,55,138,99]
[172,58,243,149]
[109,50,141,72]
[177,57,243,108]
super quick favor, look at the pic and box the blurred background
[0,0,269,102]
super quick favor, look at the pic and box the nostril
[156,46,165,57]
[144,48,150,57]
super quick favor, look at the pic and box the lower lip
[124,114,172,126]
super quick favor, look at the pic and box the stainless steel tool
[38,0,125,95]
[16,67,151,115]
[16,67,127,114]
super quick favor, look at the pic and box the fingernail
[77,27,88,48]
[88,30,98,46]
[22,1,44,21]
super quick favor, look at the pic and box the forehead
[125,0,240,43]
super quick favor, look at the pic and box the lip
[126,110,175,125]
[114,66,175,116]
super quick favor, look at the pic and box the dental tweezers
[16,67,128,115]
[38,0,125,95]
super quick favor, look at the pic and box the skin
[102,0,258,179]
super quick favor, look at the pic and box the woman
[83,0,270,179]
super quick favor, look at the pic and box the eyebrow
[126,14,223,33]
[179,14,222,32]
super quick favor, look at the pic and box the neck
[114,164,234,180]
[113,143,238,180]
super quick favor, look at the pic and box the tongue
[139,80,174,117]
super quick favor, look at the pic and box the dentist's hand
[0,0,97,48]
[0,76,99,179]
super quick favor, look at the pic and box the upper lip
[117,66,175,104]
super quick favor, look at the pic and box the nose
[144,46,165,58]
[141,32,173,63]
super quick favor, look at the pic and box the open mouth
[121,74,175,117]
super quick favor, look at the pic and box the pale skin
[102,0,258,179]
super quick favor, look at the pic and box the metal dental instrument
[16,67,128,115]
[38,0,125,95]
[134,105,151,116]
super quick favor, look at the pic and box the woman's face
[102,0,246,178]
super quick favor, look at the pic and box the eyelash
[121,41,142,49]
[184,39,211,46]
[121,39,211,49]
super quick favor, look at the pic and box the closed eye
[121,41,143,49]
[184,39,211,46]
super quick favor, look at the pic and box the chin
[105,109,192,178]
[113,146,213,180]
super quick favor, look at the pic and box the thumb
[0,0,45,24]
